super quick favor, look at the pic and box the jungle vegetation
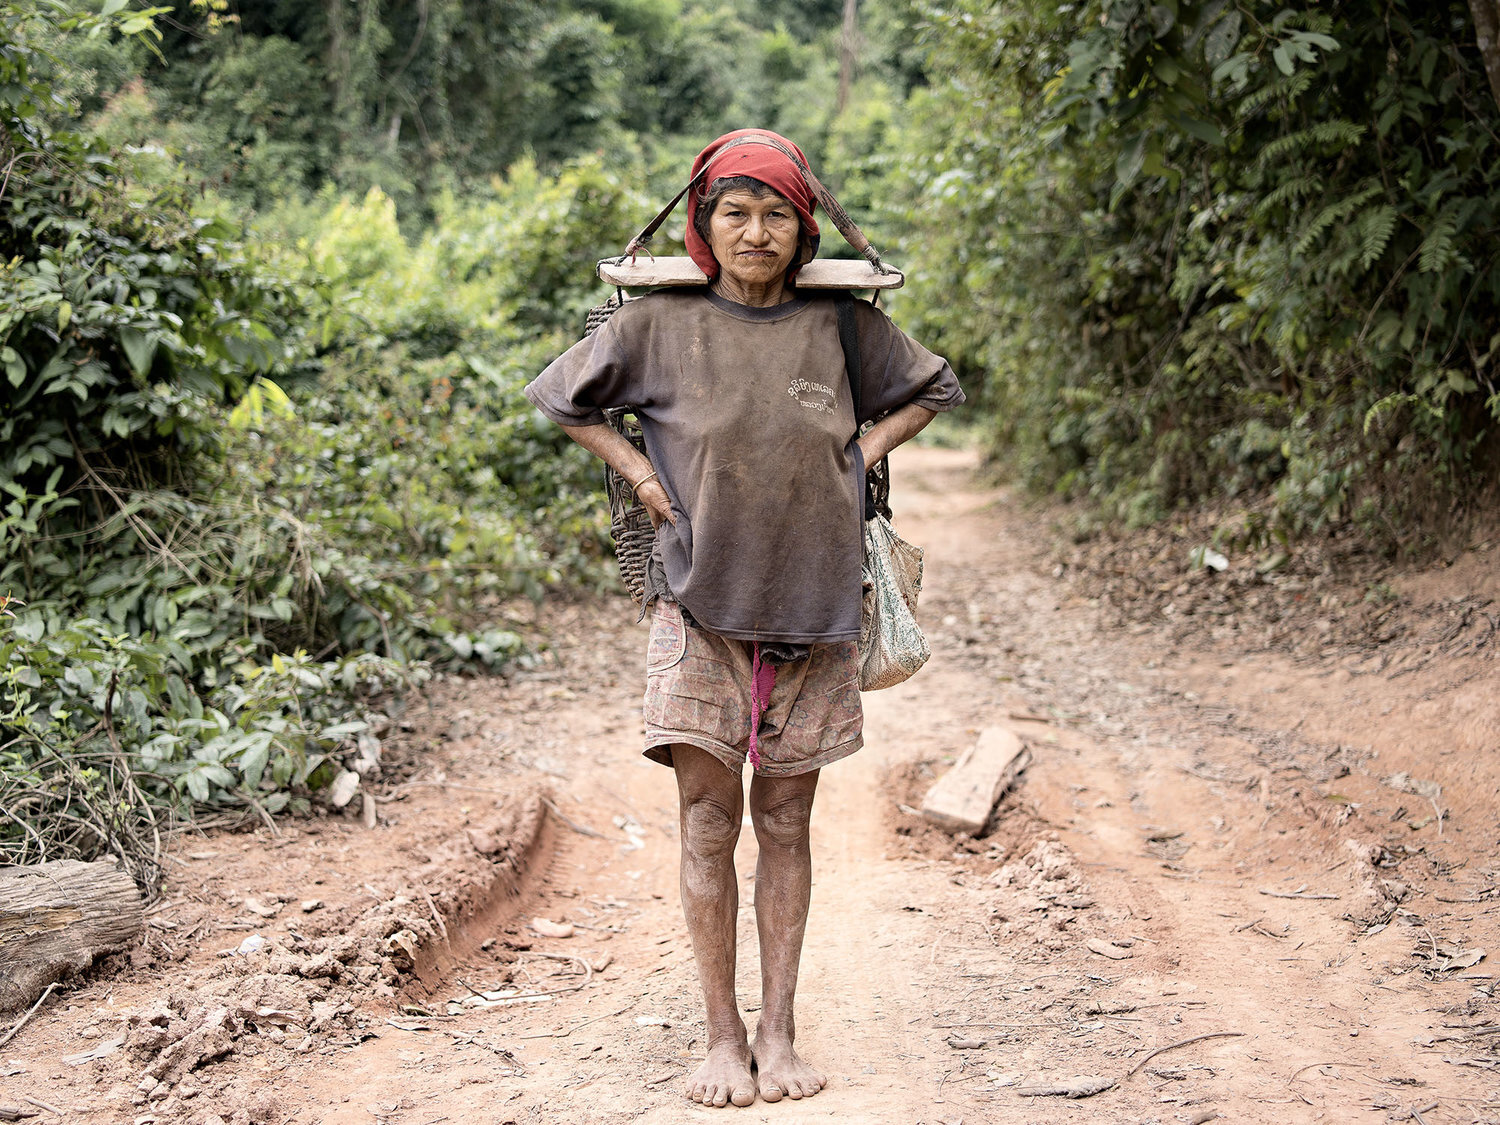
[3,0,1496,885]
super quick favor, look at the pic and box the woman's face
[705,190,800,290]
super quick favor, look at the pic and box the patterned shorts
[642,600,863,776]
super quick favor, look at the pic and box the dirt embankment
[2,446,1496,1125]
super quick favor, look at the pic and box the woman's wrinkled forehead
[710,186,793,212]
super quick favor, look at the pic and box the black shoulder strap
[835,294,891,522]
[836,293,862,421]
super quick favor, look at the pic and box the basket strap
[622,171,706,260]
[837,293,862,421]
[619,136,889,272]
[836,293,890,521]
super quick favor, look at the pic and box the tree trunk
[1471,0,1500,115]
[837,0,859,114]
[0,860,144,1016]
[326,0,351,125]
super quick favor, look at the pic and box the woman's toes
[731,1084,756,1107]
[760,1082,784,1103]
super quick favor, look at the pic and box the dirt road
[3,447,1497,1124]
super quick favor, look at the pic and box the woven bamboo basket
[584,292,654,603]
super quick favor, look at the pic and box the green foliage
[0,4,622,884]
[29,0,1500,896]
[241,158,644,634]
[0,609,425,891]
[100,0,863,218]
[897,0,1500,547]
[0,9,313,510]
[0,0,957,900]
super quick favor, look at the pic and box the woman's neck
[710,275,792,307]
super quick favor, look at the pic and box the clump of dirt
[987,837,1099,954]
[118,916,433,1118]
[1339,837,1410,930]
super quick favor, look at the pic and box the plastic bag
[857,513,930,690]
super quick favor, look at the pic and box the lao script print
[787,377,837,415]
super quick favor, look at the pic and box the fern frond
[1309,120,1366,147]
[1357,205,1397,271]
[1257,120,1365,167]
[1418,201,1460,273]
[1237,80,1283,117]
[1294,185,1381,255]
[1252,174,1321,218]
[1363,392,1420,435]
[1254,69,1314,117]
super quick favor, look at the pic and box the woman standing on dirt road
[524,129,963,1108]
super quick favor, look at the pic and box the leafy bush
[0,6,612,889]
[897,0,1500,549]
[0,602,425,892]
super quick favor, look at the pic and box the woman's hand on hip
[638,480,677,529]
[559,422,677,529]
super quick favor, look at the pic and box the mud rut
[4,447,1498,1125]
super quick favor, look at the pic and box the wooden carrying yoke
[597,133,904,291]
[598,255,903,290]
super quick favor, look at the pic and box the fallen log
[921,726,1031,835]
[0,859,145,1016]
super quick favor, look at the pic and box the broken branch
[541,797,607,839]
[0,984,56,1050]
[1126,1031,1245,1079]
[1259,888,1339,900]
[1015,1076,1115,1099]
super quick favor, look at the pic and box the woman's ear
[796,229,820,269]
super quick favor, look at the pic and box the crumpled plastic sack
[858,513,930,691]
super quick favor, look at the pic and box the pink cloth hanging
[748,642,776,771]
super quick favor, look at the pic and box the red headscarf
[684,129,821,280]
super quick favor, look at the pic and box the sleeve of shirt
[522,316,636,427]
[853,300,966,423]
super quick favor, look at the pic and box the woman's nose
[744,216,770,243]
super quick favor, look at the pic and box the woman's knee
[750,787,815,851]
[674,744,743,854]
[681,794,741,855]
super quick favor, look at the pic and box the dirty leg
[673,744,755,1107]
[748,768,827,1102]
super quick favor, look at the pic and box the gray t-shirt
[524,290,964,644]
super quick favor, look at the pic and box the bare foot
[752,1030,826,1102]
[686,1039,756,1108]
